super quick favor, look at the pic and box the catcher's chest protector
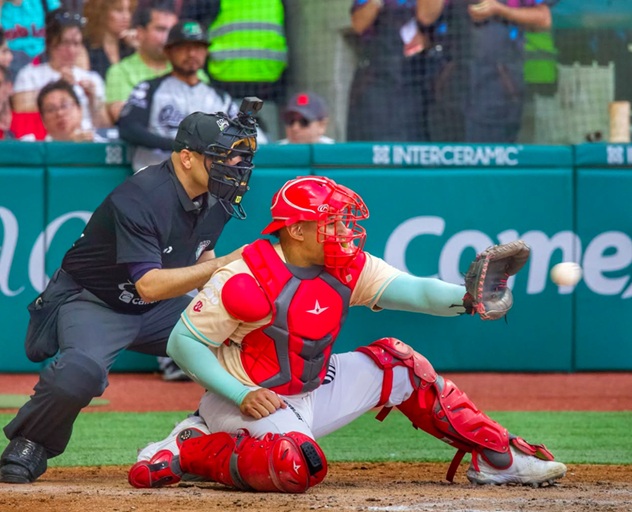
[240,240,365,394]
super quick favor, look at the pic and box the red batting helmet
[261,176,369,269]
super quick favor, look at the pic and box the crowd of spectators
[0,0,556,145]
[12,9,108,137]
[0,0,293,145]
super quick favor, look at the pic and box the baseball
[550,262,582,287]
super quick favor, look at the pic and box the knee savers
[357,337,511,480]
[180,430,327,493]
[44,350,107,408]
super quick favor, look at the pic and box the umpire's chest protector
[236,240,365,395]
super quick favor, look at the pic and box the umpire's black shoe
[0,437,47,483]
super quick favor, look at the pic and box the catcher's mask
[261,176,369,270]
[174,109,258,219]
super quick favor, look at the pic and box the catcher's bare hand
[240,388,287,419]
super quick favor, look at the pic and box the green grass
[0,410,630,467]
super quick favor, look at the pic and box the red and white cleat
[129,449,183,488]
[467,446,567,487]
[130,423,208,488]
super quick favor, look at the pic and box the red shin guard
[179,430,327,493]
[397,377,511,480]
[358,338,513,481]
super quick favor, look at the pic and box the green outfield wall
[0,142,630,372]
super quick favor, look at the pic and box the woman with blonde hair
[83,0,138,78]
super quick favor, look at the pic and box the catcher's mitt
[463,240,530,320]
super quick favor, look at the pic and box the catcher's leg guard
[179,430,328,493]
[128,426,206,488]
[358,337,560,483]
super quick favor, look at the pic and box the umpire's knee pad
[44,350,107,408]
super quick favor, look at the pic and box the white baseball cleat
[137,414,210,462]
[466,447,567,487]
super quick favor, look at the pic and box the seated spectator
[82,0,137,79]
[34,78,100,141]
[118,20,237,172]
[11,9,109,132]
[0,0,60,78]
[105,2,178,123]
[277,92,334,144]
[0,64,12,139]
[0,29,14,138]
[0,27,14,71]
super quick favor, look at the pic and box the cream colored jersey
[180,243,401,387]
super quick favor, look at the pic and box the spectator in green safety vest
[181,0,289,142]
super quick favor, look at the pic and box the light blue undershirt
[375,273,466,316]
[167,320,250,405]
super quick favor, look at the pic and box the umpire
[0,105,260,484]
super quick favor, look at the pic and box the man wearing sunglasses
[278,91,334,145]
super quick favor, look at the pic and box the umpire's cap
[165,20,208,49]
[173,111,258,155]
[173,112,224,154]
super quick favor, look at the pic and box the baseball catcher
[128,176,566,493]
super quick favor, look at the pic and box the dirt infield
[1,372,631,511]
[1,463,630,512]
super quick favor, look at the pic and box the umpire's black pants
[3,284,192,458]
